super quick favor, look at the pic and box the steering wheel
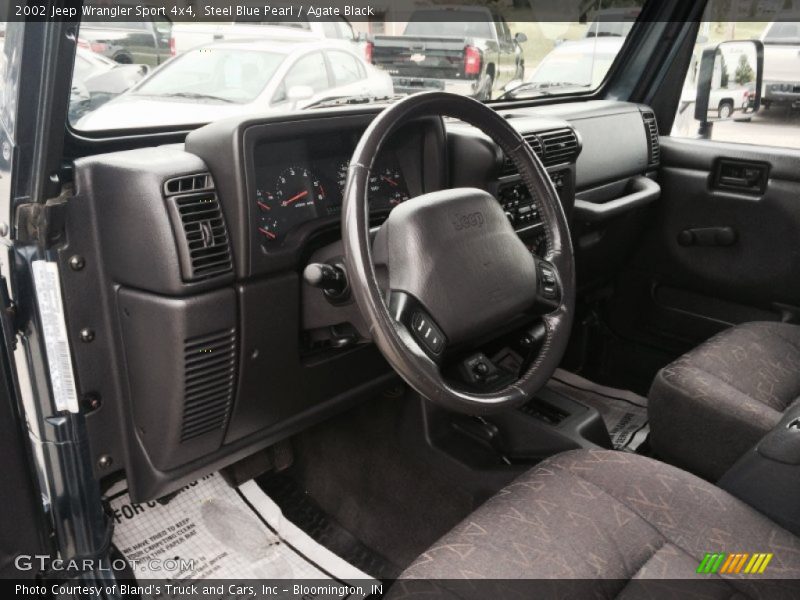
[342,92,575,414]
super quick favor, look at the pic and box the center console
[720,403,800,536]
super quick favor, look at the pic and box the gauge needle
[258,227,276,240]
[257,200,271,211]
[282,190,308,206]
[381,175,399,187]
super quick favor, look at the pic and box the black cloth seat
[388,450,800,599]
[649,321,800,481]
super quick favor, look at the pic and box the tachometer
[275,166,325,212]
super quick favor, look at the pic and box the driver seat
[388,450,800,597]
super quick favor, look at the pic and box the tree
[735,54,755,86]
[719,52,730,88]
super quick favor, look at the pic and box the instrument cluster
[253,132,411,246]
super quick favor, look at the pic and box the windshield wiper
[302,94,406,110]
[144,92,236,103]
[497,82,591,101]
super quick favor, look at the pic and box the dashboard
[68,101,658,502]
[252,132,411,246]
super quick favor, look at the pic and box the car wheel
[114,54,133,65]
[718,101,733,119]
[478,75,493,101]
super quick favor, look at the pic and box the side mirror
[694,40,763,129]
[287,85,314,108]
[514,32,528,44]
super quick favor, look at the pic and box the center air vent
[181,328,237,442]
[641,110,660,168]
[501,128,579,176]
[538,129,579,167]
[165,173,233,282]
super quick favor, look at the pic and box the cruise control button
[411,311,445,355]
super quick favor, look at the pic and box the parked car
[170,15,361,56]
[368,5,526,100]
[760,18,800,110]
[75,39,392,130]
[78,17,172,66]
[69,48,149,123]
[500,37,624,99]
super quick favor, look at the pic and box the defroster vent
[181,328,237,442]
[165,173,233,282]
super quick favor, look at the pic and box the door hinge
[14,195,69,247]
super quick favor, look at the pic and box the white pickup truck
[760,19,800,110]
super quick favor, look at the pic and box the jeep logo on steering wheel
[452,212,485,231]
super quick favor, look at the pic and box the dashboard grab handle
[573,175,660,222]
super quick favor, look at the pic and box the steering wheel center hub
[373,187,538,345]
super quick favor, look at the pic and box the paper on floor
[108,473,375,596]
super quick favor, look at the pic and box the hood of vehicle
[75,95,263,130]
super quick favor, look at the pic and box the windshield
[133,49,284,103]
[530,52,618,88]
[67,2,644,132]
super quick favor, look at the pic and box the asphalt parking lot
[710,106,800,149]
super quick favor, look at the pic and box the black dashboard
[252,131,411,246]
[66,100,660,501]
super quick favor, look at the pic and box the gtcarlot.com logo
[14,555,195,573]
[697,552,773,575]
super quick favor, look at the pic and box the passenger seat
[648,321,800,481]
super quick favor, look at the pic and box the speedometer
[369,166,410,207]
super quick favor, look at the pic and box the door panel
[612,136,800,354]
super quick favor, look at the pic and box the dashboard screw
[82,392,101,412]
[69,255,85,271]
[79,328,95,343]
[97,455,113,469]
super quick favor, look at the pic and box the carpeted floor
[269,391,477,574]
[548,368,650,452]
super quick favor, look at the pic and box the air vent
[538,129,579,167]
[501,129,578,175]
[501,132,543,176]
[164,173,214,196]
[180,329,237,442]
[166,173,233,282]
[641,110,660,168]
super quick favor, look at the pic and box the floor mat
[287,395,476,570]
[259,473,400,580]
[108,473,375,594]
[548,368,650,452]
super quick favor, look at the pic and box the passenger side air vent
[538,129,579,167]
[641,110,660,168]
[181,328,237,442]
[164,173,233,282]
[501,132,543,176]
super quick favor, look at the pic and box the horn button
[372,188,538,346]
